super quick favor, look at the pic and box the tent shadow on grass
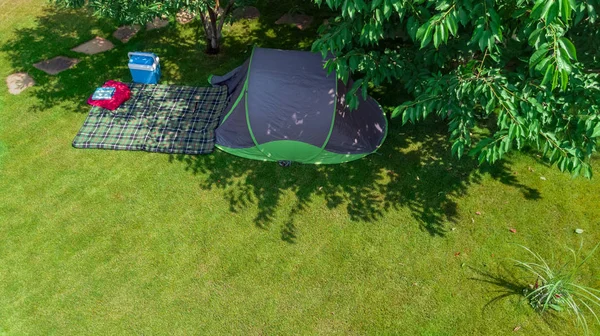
[171,118,541,241]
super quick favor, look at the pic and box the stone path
[71,37,114,55]
[233,6,260,20]
[31,17,169,78]
[6,73,35,95]
[177,10,195,24]
[146,17,169,31]
[275,13,313,30]
[33,56,80,75]
[113,25,140,43]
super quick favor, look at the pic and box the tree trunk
[205,37,220,54]
[197,0,235,54]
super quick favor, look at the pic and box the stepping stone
[275,13,313,30]
[71,37,114,55]
[113,25,140,43]
[33,56,80,75]
[146,17,169,31]
[176,10,195,24]
[233,6,260,20]
[6,73,35,95]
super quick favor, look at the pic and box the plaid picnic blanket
[73,83,228,154]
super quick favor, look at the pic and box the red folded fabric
[87,80,131,111]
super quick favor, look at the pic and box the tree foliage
[53,0,241,53]
[312,0,600,177]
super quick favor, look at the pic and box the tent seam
[374,99,388,150]
[243,46,271,159]
[307,77,338,163]
[219,81,246,126]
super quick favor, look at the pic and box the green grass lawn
[1,1,600,335]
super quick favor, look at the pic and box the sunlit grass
[0,1,599,335]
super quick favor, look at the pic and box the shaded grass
[1,1,600,335]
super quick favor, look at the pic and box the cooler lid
[129,55,156,66]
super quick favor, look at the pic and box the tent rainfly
[209,47,388,164]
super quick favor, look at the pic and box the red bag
[87,80,131,111]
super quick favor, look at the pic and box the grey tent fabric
[246,48,336,147]
[212,64,253,149]
[325,80,386,154]
[209,47,387,164]
[210,60,249,95]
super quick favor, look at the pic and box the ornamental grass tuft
[514,243,600,335]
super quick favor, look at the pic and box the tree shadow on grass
[2,2,542,241]
[1,7,126,113]
[0,0,323,112]
[0,6,262,113]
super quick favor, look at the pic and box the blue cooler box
[128,52,161,84]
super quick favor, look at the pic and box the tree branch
[197,10,211,40]
[206,5,218,41]
[217,0,236,38]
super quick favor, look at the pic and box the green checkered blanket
[73,83,228,154]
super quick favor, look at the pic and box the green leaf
[560,0,572,21]
[351,0,364,10]
[530,47,549,68]
[407,16,419,41]
[458,7,469,25]
[348,55,359,70]
[440,24,448,43]
[546,1,559,22]
[558,37,577,60]
[433,25,441,48]
[371,0,382,10]
[445,15,458,36]
[420,24,434,49]
[402,108,411,124]
[541,65,554,86]
[391,105,404,118]
[435,2,451,11]
[451,140,465,158]
[479,30,490,51]
[535,57,551,72]
[556,51,572,73]
[528,28,544,47]
[348,3,355,18]
[552,67,559,89]
[341,0,348,17]
[531,0,554,20]
[583,165,593,179]
[416,21,430,40]
[591,124,600,137]
[561,69,569,90]
[530,0,545,19]
[383,0,392,18]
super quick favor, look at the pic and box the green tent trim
[215,142,372,164]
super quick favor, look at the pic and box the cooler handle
[128,52,159,64]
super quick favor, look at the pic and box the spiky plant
[513,243,600,335]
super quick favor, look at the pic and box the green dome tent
[209,47,388,164]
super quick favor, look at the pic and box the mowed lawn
[1,1,600,335]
